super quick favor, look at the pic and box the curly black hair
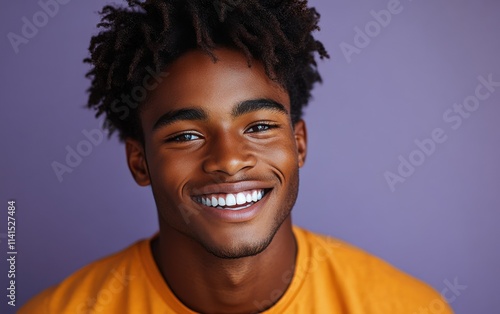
[84,0,329,141]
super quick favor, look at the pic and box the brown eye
[245,123,279,133]
[166,133,201,142]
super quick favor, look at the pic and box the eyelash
[245,122,280,133]
[164,122,280,143]
[165,133,201,142]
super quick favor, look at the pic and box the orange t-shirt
[19,227,453,313]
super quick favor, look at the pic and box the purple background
[1,0,499,313]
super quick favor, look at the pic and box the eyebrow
[152,108,208,131]
[232,99,288,117]
[152,98,288,132]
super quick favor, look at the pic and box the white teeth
[236,193,246,205]
[257,191,263,200]
[197,189,266,209]
[218,197,225,206]
[226,194,237,206]
[252,190,258,202]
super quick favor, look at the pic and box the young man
[21,0,453,313]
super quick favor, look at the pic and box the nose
[202,133,257,176]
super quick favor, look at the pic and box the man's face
[130,48,307,259]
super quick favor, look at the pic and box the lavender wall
[1,1,499,313]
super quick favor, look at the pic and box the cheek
[147,151,203,225]
[253,136,299,179]
[147,150,199,198]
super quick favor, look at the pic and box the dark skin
[125,48,307,314]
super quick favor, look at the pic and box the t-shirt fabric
[19,227,453,313]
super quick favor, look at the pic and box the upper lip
[191,181,272,196]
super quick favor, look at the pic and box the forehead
[143,48,290,118]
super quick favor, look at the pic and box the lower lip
[193,191,271,223]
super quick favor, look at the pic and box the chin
[198,211,290,260]
[204,238,273,259]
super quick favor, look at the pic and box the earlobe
[125,138,151,186]
[293,119,308,168]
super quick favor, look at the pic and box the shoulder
[293,227,454,313]
[19,238,148,314]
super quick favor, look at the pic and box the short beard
[203,171,300,260]
[204,213,288,259]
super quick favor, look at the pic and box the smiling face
[126,48,307,259]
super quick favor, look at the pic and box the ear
[293,119,308,168]
[125,138,151,186]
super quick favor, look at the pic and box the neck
[152,217,297,314]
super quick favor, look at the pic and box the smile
[194,189,268,211]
